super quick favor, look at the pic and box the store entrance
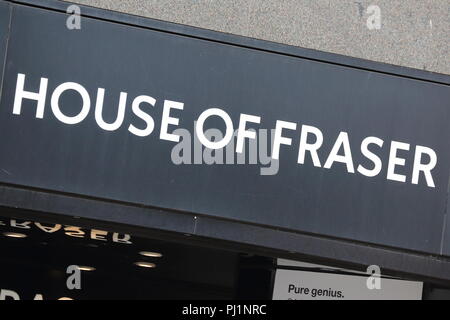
[0,208,272,300]
[1,206,449,300]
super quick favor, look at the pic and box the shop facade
[0,0,449,300]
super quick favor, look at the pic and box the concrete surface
[66,0,449,75]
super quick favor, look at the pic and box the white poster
[272,269,423,300]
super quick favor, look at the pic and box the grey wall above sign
[0,0,449,258]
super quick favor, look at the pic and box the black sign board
[0,1,449,257]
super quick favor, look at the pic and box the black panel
[0,1,11,103]
[0,2,449,258]
[443,181,450,255]
[0,211,238,299]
